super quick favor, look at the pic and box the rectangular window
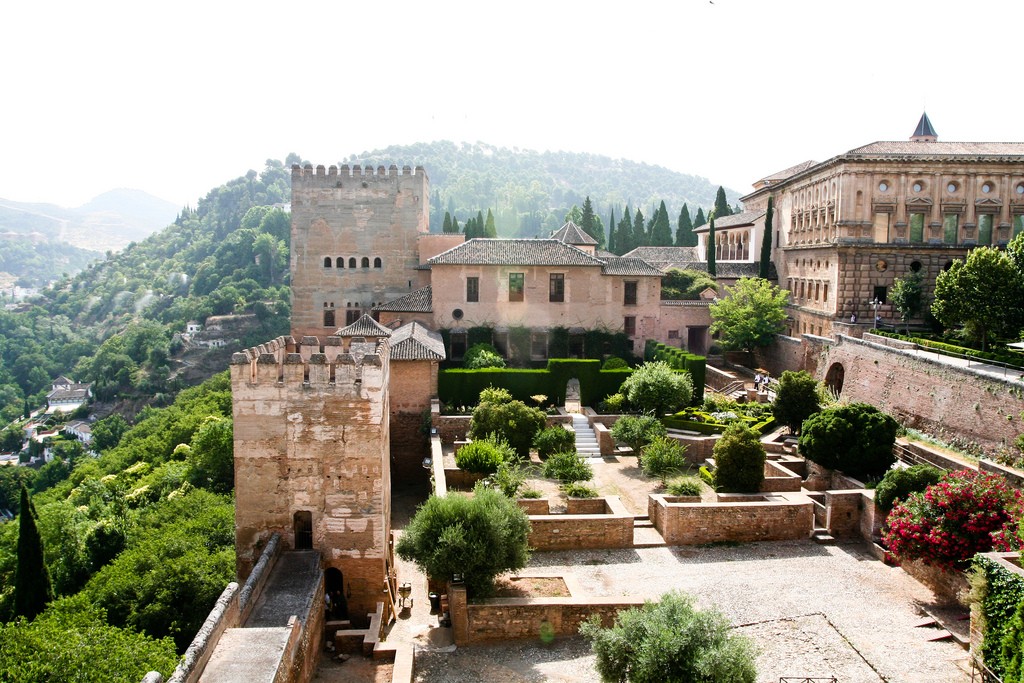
[569,333,584,357]
[624,281,638,305]
[509,273,524,302]
[624,316,636,336]
[823,283,829,302]
[978,214,993,245]
[873,285,887,304]
[530,332,548,359]
[549,273,564,302]
[909,213,925,243]
[450,332,467,360]
[943,213,959,244]
[1015,215,1024,239]
[345,309,361,325]
[872,211,890,243]
[667,330,679,340]
[466,276,479,302]
[323,309,335,328]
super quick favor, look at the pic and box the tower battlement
[230,334,389,393]
[291,163,427,186]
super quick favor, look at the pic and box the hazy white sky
[3,0,1022,209]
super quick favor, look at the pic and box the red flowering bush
[883,469,1023,570]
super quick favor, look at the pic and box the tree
[798,403,898,479]
[709,277,789,353]
[91,414,129,452]
[932,247,1024,350]
[395,485,530,597]
[580,590,757,683]
[758,197,773,279]
[661,269,717,300]
[706,216,716,277]
[185,416,234,493]
[611,414,667,457]
[676,203,697,247]
[771,370,820,434]
[693,207,707,229]
[620,361,693,415]
[442,211,454,234]
[616,206,635,254]
[640,436,687,484]
[713,186,733,218]
[484,209,497,238]
[889,270,925,333]
[469,391,546,458]
[580,196,604,248]
[883,470,1022,570]
[634,208,646,248]
[712,423,765,493]
[15,486,53,620]
[607,207,617,254]
[873,464,942,512]
[649,201,673,246]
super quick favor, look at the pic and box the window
[873,285,887,304]
[530,332,548,359]
[569,332,584,357]
[1015,215,1024,238]
[667,330,679,340]
[466,277,479,302]
[872,211,890,243]
[323,309,335,327]
[450,332,467,360]
[345,309,361,325]
[348,257,357,269]
[373,257,382,268]
[361,257,370,268]
[624,281,638,305]
[509,273,524,302]
[823,283,829,302]
[336,257,345,268]
[978,214,993,245]
[549,273,564,302]
[323,257,332,268]
[909,213,925,243]
[624,316,636,336]
[293,511,313,550]
[943,213,959,244]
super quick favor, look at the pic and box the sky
[3,0,1023,209]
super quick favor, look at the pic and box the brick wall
[761,460,803,492]
[824,490,864,539]
[526,496,633,551]
[649,493,813,545]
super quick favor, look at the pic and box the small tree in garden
[580,590,757,683]
[641,436,688,484]
[455,437,515,474]
[712,423,765,493]
[883,470,1023,570]
[873,464,943,512]
[611,415,667,462]
[542,451,593,484]
[469,388,546,459]
[771,370,820,434]
[533,426,575,459]
[798,402,898,480]
[396,485,531,598]
[620,361,693,415]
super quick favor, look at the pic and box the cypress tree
[706,216,717,277]
[484,209,497,237]
[15,485,53,620]
[714,186,732,218]
[693,207,707,229]
[759,197,774,279]
[617,205,634,254]
[476,211,485,236]
[607,207,617,254]
[676,203,697,247]
[452,216,461,235]
[634,208,646,248]
[650,200,673,246]
[443,211,454,234]
[580,196,601,246]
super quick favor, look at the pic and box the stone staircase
[632,516,666,547]
[570,413,601,461]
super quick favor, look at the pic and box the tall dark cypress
[442,211,454,234]
[650,201,673,246]
[693,207,707,229]
[15,485,53,620]
[633,208,645,248]
[607,207,617,254]
[706,216,717,277]
[759,197,774,279]
[714,186,732,218]
[676,203,697,247]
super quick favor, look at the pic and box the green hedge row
[972,554,1024,679]
[661,414,775,436]
[644,340,706,403]
[439,360,634,408]
[871,330,1024,369]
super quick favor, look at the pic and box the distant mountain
[0,188,179,255]
[343,141,742,238]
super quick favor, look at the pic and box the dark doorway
[824,362,845,397]
[293,510,313,550]
[687,327,708,355]
[324,567,348,619]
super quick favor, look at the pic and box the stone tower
[230,335,392,624]
[289,163,429,340]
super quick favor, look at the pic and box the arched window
[348,257,357,269]
[361,257,370,268]
[323,257,332,268]
[373,257,382,268]
[336,257,344,268]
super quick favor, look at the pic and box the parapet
[291,163,427,185]
[231,335,390,391]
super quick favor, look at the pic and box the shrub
[712,423,766,493]
[771,370,820,434]
[454,438,514,474]
[599,393,627,413]
[395,485,531,598]
[611,414,666,458]
[667,476,703,497]
[484,459,527,498]
[520,489,543,499]
[641,436,688,483]
[883,470,1023,570]
[464,343,506,369]
[620,361,693,415]
[874,464,943,512]
[580,590,757,683]
[1003,598,1024,683]
[542,451,593,483]
[602,356,628,370]
[798,403,898,480]
[562,483,599,498]
[469,397,546,459]
[533,426,575,459]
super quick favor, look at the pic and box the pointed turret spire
[911,112,937,142]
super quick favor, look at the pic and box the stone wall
[524,496,633,551]
[649,493,813,545]
[761,460,803,492]
[824,490,866,539]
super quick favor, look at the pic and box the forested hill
[344,141,741,238]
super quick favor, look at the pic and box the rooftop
[427,239,605,267]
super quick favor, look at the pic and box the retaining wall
[648,493,813,545]
[524,496,633,550]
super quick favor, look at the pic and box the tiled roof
[622,246,700,261]
[550,220,598,245]
[374,286,432,312]
[427,239,605,267]
[912,112,937,139]
[758,160,817,184]
[846,141,1024,156]
[600,257,664,277]
[335,313,392,338]
[694,210,765,231]
[389,322,446,361]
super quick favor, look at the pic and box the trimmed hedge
[973,554,1024,679]
[871,330,1024,369]
[644,340,705,404]
[440,361,634,408]
[662,412,776,436]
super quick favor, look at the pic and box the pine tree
[484,209,497,237]
[634,208,646,248]
[714,186,732,218]
[580,196,601,246]
[443,211,454,234]
[693,207,707,229]
[706,216,717,277]
[650,200,673,246]
[476,211,485,236]
[759,197,774,279]
[15,486,53,620]
[607,207,617,254]
[676,203,697,247]
[452,216,461,235]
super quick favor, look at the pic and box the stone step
[633,519,654,528]
[811,531,835,545]
[632,525,666,547]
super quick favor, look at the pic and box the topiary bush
[770,370,820,434]
[712,423,765,493]
[533,426,576,459]
[641,436,688,484]
[873,464,943,512]
[667,476,704,497]
[798,402,898,480]
[454,438,514,474]
[1003,598,1024,683]
[601,356,628,370]
[542,451,593,483]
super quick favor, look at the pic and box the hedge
[643,340,706,404]
[871,330,1024,369]
[439,361,634,408]
[662,414,775,436]
[973,554,1024,679]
